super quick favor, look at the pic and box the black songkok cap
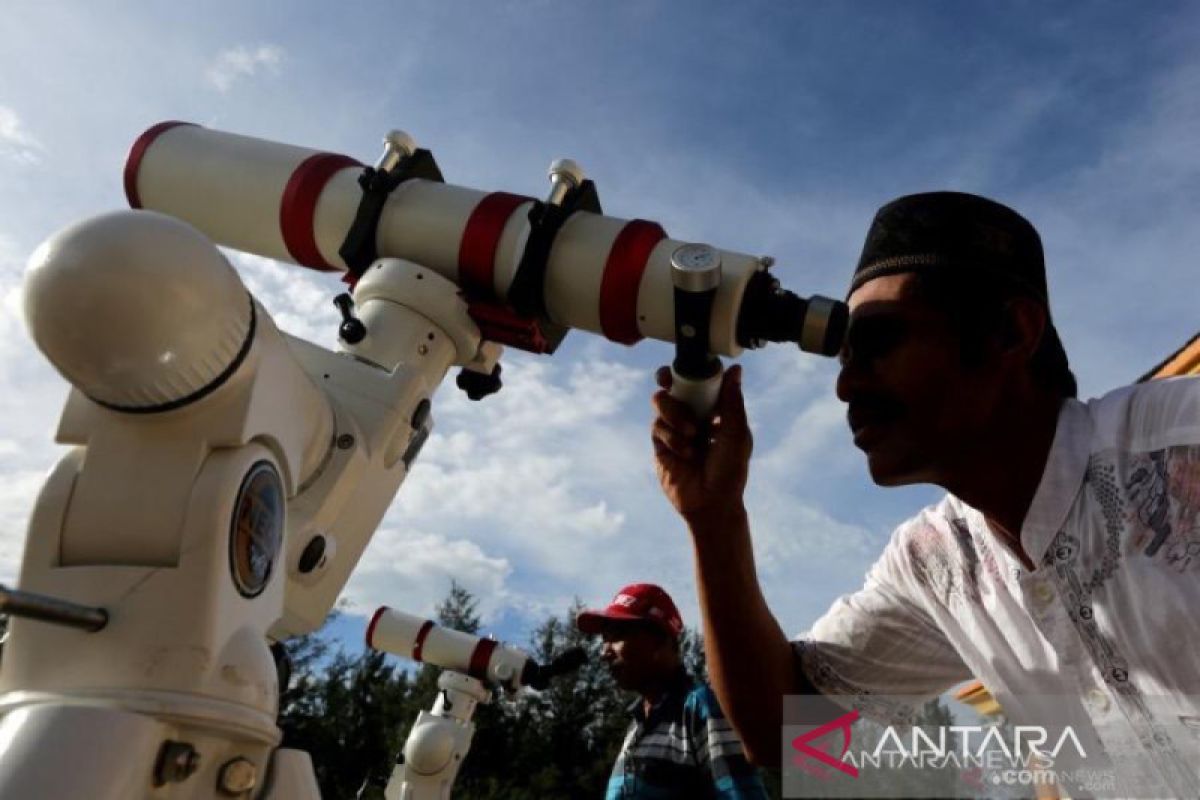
[850,191,1047,302]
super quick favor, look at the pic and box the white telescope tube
[124,122,761,356]
[366,607,532,691]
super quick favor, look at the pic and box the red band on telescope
[467,638,498,681]
[411,620,436,663]
[458,192,531,298]
[599,219,666,345]
[365,606,389,649]
[280,152,362,272]
[124,121,197,209]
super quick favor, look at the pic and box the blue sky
[1,1,1198,654]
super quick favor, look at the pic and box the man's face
[599,621,673,693]
[835,273,1002,486]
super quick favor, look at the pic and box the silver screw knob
[376,129,418,173]
[546,158,585,206]
[670,244,723,292]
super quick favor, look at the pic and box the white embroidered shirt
[793,376,1200,796]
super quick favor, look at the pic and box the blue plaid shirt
[606,670,768,799]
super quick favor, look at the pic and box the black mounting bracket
[338,149,445,281]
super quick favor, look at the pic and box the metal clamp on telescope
[339,130,445,282]
[464,158,602,357]
[506,159,602,321]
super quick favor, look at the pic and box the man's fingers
[715,365,748,432]
[651,435,683,470]
[655,365,673,390]
[652,417,696,459]
[652,389,700,435]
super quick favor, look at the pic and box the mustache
[846,395,904,431]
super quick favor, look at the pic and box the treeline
[278,583,711,799]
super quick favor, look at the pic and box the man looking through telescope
[650,192,1200,792]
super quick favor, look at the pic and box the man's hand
[651,364,753,522]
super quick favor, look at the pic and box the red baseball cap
[576,583,684,639]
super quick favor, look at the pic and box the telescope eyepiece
[736,271,848,357]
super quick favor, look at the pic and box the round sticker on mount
[229,460,284,598]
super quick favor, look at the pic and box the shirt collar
[630,668,693,723]
[1019,398,1093,566]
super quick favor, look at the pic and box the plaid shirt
[606,670,768,799]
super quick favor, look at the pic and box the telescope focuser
[669,243,725,417]
[736,269,848,356]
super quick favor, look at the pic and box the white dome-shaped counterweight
[24,210,254,410]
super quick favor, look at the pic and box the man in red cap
[577,583,767,799]
[651,192,1200,796]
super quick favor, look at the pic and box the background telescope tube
[126,122,846,358]
[366,607,531,690]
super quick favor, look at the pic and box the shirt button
[1032,581,1054,606]
[1087,688,1111,713]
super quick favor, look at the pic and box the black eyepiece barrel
[736,272,847,356]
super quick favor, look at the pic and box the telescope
[125,122,846,359]
[0,123,847,798]
[364,607,587,798]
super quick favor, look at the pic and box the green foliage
[279,617,413,799]
[277,586,725,799]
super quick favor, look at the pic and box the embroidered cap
[576,583,684,639]
[850,191,1047,301]
[849,190,1076,398]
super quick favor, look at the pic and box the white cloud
[0,233,30,355]
[228,252,342,347]
[754,391,856,492]
[386,357,646,567]
[0,469,50,583]
[205,44,285,93]
[0,106,43,166]
[347,528,512,621]
[0,230,68,442]
[748,484,876,574]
